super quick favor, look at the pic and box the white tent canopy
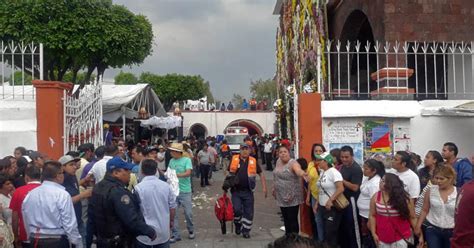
[140,115,182,129]
[101,84,167,122]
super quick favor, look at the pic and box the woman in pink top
[369,173,421,247]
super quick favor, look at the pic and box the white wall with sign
[323,119,365,164]
[322,118,412,166]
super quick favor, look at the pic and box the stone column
[32,80,73,160]
[297,93,323,163]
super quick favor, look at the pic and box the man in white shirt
[22,160,83,247]
[135,159,177,248]
[87,145,117,183]
[263,139,273,171]
[390,151,421,200]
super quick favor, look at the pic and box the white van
[224,126,248,154]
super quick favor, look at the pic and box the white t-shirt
[357,175,381,218]
[157,152,166,171]
[391,169,420,199]
[317,167,343,206]
[264,143,273,153]
[88,156,112,183]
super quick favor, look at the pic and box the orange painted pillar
[32,80,73,160]
[298,93,323,162]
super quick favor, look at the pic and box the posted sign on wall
[324,120,364,165]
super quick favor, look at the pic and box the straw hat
[168,143,184,153]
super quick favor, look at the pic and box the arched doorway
[225,119,264,136]
[334,10,377,99]
[189,123,208,139]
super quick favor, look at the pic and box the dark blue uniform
[89,174,155,248]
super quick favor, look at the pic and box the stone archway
[225,119,264,136]
[340,10,375,43]
[189,123,208,139]
[333,9,377,98]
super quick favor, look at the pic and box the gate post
[32,80,73,160]
[298,93,323,162]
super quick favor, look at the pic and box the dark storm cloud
[107,0,278,101]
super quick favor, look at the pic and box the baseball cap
[28,151,43,161]
[315,152,334,165]
[58,155,80,166]
[106,157,135,172]
[146,146,159,153]
[240,143,250,149]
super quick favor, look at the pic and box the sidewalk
[171,168,284,248]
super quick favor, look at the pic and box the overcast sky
[105,0,278,101]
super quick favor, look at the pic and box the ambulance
[224,126,249,154]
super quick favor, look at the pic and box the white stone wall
[180,111,277,137]
[0,100,37,157]
[321,116,474,160]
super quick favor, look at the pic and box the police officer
[229,143,267,239]
[89,156,156,247]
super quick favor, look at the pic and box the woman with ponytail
[357,159,385,247]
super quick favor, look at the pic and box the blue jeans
[311,196,324,242]
[135,240,170,248]
[425,222,452,248]
[172,192,194,239]
[78,223,86,247]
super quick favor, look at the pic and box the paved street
[171,166,284,248]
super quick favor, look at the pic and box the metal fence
[322,40,474,100]
[64,81,103,152]
[1,41,43,99]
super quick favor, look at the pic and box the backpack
[214,192,234,234]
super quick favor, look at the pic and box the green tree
[9,71,32,85]
[250,78,277,104]
[0,0,153,91]
[139,72,206,111]
[63,71,95,85]
[231,93,244,110]
[114,71,138,85]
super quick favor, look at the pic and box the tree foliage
[0,0,153,91]
[231,93,244,110]
[139,72,206,111]
[114,71,138,85]
[250,78,277,103]
[63,72,96,85]
[9,71,32,86]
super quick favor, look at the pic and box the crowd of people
[271,142,474,248]
[0,136,473,248]
[180,98,270,112]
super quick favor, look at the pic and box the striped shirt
[375,191,411,243]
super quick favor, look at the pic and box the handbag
[381,193,415,247]
[319,171,349,210]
